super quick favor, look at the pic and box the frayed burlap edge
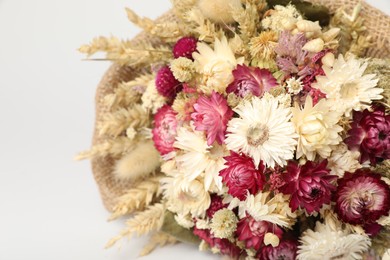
[91,0,390,212]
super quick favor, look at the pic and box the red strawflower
[155,66,182,99]
[152,105,178,155]
[344,106,390,165]
[226,65,277,98]
[257,239,298,260]
[236,216,283,251]
[173,36,198,60]
[334,169,390,226]
[206,194,226,218]
[191,91,233,145]
[280,160,337,214]
[219,152,266,200]
[193,227,242,258]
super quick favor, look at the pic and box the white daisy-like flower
[327,143,362,177]
[286,77,304,95]
[297,222,371,260]
[161,163,211,217]
[227,192,291,228]
[174,126,227,191]
[225,96,297,168]
[193,36,244,94]
[312,54,382,117]
[291,96,343,161]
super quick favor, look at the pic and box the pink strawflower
[344,106,390,165]
[280,160,337,214]
[193,227,242,258]
[226,65,278,97]
[258,239,298,260]
[334,169,390,226]
[155,66,182,99]
[219,152,266,200]
[152,105,178,155]
[173,36,198,60]
[206,194,226,218]
[236,216,283,251]
[191,91,233,145]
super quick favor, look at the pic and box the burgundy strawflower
[219,152,266,200]
[193,227,242,258]
[206,194,226,218]
[280,160,337,214]
[236,216,283,251]
[191,91,233,145]
[257,239,298,260]
[173,36,198,60]
[226,65,278,97]
[334,169,390,226]
[344,106,390,165]
[152,105,178,155]
[155,66,182,99]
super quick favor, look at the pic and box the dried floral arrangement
[78,0,390,259]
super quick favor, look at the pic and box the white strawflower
[193,36,244,94]
[174,126,227,191]
[383,249,390,260]
[286,77,304,95]
[225,96,297,168]
[162,166,211,217]
[312,54,382,117]
[298,222,371,260]
[174,213,195,229]
[210,209,238,239]
[291,96,343,161]
[327,144,362,177]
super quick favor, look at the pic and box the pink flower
[191,91,233,145]
[280,160,337,214]
[152,105,178,155]
[258,239,298,260]
[226,65,277,98]
[236,216,283,251]
[155,66,182,99]
[206,194,227,218]
[193,227,242,258]
[219,152,266,200]
[334,169,390,226]
[173,36,198,60]
[344,106,390,165]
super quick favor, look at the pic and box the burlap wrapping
[91,0,390,211]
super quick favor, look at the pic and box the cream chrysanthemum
[193,36,244,94]
[227,192,291,228]
[162,163,211,217]
[291,96,343,161]
[327,144,362,177]
[225,96,297,168]
[297,222,371,260]
[210,208,238,239]
[174,126,227,191]
[261,4,303,32]
[312,54,382,117]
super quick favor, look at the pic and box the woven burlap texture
[91,0,390,211]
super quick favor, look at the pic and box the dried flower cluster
[80,0,390,258]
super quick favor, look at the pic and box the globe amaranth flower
[152,105,178,155]
[345,106,390,165]
[226,65,277,98]
[219,152,266,201]
[258,239,298,260]
[173,36,198,60]
[193,227,242,258]
[280,160,337,214]
[191,91,233,146]
[334,169,390,226]
[236,216,283,251]
[155,65,182,99]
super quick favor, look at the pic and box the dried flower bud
[302,38,325,52]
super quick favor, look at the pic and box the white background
[0,0,388,259]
